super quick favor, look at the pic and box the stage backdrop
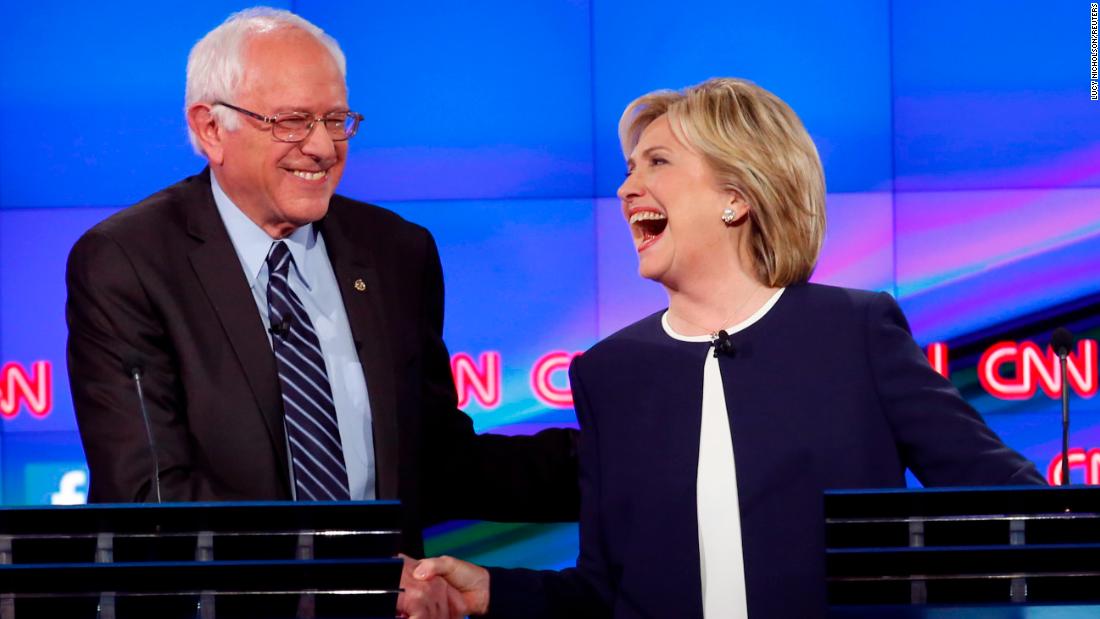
[1,1,1097,569]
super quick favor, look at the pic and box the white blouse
[661,288,785,618]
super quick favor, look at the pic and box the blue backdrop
[1,1,1097,568]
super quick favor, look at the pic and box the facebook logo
[51,470,88,505]
[24,463,88,505]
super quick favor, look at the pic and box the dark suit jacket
[66,170,579,554]
[488,283,1044,618]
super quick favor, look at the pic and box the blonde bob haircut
[619,78,826,287]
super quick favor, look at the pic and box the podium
[0,501,404,618]
[826,486,1100,617]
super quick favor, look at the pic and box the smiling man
[65,7,578,617]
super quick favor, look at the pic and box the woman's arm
[864,292,1045,486]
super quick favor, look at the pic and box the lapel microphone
[269,318,291,338]
[713,330,735,358]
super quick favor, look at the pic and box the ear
[187,103,226,166]
[725,186,752,220]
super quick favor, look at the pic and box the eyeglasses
[214,101,364,143]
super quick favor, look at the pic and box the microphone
[1052,327,1074,357]
[1052,328,1074,486]
[713,330,735,358]
[269,318,291,338]
[125,358,162,503]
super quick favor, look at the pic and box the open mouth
[629,210,668,252]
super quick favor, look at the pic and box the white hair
[184,6,347,155]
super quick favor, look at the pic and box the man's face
[214,28,349,238]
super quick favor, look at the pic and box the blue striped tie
[266,241,350,501]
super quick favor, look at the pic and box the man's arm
[66,228,196,502]
[414,231,580,523]
[414,360,612,618]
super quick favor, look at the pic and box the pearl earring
[721,207,737,225]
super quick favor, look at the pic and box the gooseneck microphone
[713,330,735,358]
[1052,327,1075,486]
[125,359,163,503]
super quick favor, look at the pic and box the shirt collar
[210,170,316,290]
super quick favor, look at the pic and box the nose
[617,169,643,203]
[298,121,338,162]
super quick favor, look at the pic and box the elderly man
[66,7,577,616]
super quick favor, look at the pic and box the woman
[415,78,1043,618]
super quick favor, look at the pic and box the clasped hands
[396,553,490,619]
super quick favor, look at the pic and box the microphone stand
[1052,327,1074,486]
[1060,354,1070,486]
[130,365,163,503]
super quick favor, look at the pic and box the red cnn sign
[978,340,1098,400]
[1047,448,1100,486]
[0,361,53,418]
[530,352,581,408]
[452,352,502,409]
[450,350,582,409]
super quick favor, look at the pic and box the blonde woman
[413,78,1043,619]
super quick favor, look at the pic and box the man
[65,7,577,615]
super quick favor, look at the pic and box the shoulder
[68,172,210,269]
[780,282,889,314]
[86,172,206,234]
[591,310,665,350]
[574,310,666,373]
[775,283,904,332]
[325,194,435,254]
[327,193,424,233]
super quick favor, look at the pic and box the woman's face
[618,115,739,286]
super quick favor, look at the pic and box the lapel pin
[353,278,367,292]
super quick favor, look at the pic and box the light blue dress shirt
[210,171,376,500]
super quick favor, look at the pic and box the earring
[721,207,737,225]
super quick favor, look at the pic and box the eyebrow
[271,105,351,115]
[626,145,671,169]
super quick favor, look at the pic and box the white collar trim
[661,288,785,342]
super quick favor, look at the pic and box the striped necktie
[266,241,351,501]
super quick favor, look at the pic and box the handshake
[396,554,492,619]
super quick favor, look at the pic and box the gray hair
[184,7,347,155]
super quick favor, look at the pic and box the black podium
[0,501,404,618]
[826,486,1100,617]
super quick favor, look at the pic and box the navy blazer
[489,284,1044,618]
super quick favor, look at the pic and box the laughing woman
[416,78,1044,619]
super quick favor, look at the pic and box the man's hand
[397,554,459,619]
[414,555,491,616]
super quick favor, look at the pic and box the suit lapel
[316,207,400,501]
[184,171,290,483]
